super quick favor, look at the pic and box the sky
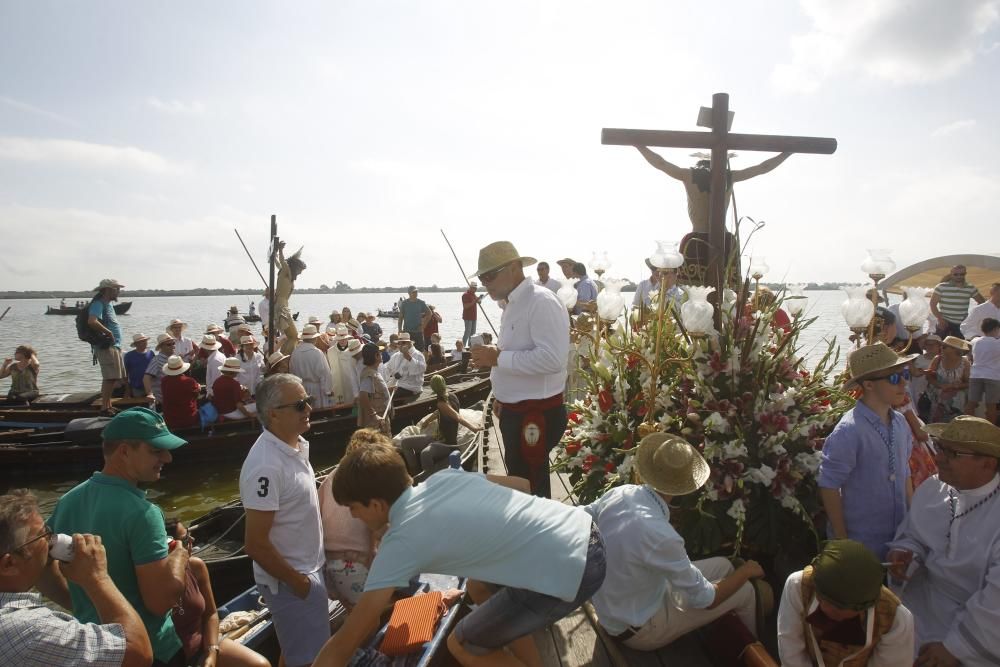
[1,0,998,291]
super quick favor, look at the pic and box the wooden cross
[602,92,837,317]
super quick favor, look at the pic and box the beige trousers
[623,556,757,651]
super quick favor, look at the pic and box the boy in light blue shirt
[314,438,606,667]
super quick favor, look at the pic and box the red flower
[622,433,634,450]
[598,389,614,413]
[604,461,616,472]
[568,411,582,424]
[565,441,581,455]
[627,354,641,369]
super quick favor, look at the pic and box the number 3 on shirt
[257,476,270,498]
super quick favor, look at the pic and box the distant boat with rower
[45,300,132,315]
[376,305,400,318]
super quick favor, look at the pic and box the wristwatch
[208,644,220,655]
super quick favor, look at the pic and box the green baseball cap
[101,407,188,450]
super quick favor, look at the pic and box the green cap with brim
[101,407,188,450]
[811,539,884,611]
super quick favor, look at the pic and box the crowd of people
[3,255,1000,667]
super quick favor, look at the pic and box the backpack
[76,298,112,348]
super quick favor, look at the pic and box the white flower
[703,411,730,434]
[727,498,746,521]
[780,492,800,510]
[722,440,748,459]
[744,464,776,487]
[794,451,822,474]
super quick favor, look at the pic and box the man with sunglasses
[469,241,570,498]
[931,265,985,339]
[40,407,191,666]
[886,416,1000,667]
[240,374,328,667]
[0,490,153,666]
[819,342,918,560]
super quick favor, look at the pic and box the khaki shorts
[97,346,125,381]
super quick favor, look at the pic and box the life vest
[799,566,900,667]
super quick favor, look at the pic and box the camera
[394,372,402,380]
[49,534,74,562]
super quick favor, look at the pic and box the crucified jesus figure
[635,146,791,285]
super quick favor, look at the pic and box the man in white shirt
[289,324,334,409]
[535,261,561,292]
[966,318,1000,423]
[961,282,1000,340]
[887,416,1000,667]
[778,539,913,666]
[240,374,328,667]
[470,241,570,497]
[382,333,426,400]
[587,432,764,651]
[237,335,266,398]
[166,319,196,362]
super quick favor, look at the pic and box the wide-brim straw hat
[635,432,710,497]
[199,334,221,351]
[844,342,918,389]
[219,357,244,374]
[301,324,320,340]
[167,319,187,330]
[308,316,323,326]
[93,278,124,291]
[942,335,971,352]
[333,323,351,341]
[396,332,415,346]
[344,339,363,355]
[239,335,256,346]
[205,323,224,334]
[556,257,576,266]
[923,416,1000,458]
[467,241,537,279]
[130,333,149,347]
[923,334,942,344]
[162,355,191,376]
[267,350,289,367]
[155,333,176,349]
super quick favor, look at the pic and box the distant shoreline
[0,282,856,299]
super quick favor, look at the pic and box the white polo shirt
[239,429,324,594]
[492,277,569,402]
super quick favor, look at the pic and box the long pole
[267,216,277,357]
[439,230,498,337]
[0,306,10,322]
[235,228,269,289]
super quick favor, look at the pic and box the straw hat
[219,357,244,374]
[467,241,537,279]
[167,319,187,330]
[199,334,221,351]
[556,257,576,266]
[923,334,942,345]
[843,342,918,389]
[205,323,224,334]
[923,416,1000,458]
[155,333,176,349]
[344,338,364,355]
[239,335,256,346]
[267,350,289,367]
[308,315,323,326]
[300,324,320,340]
[396,332,415,346]
[93,278,124,291]
[635,432,710,496]
[334,324,351,341]
[129,333,149,347]
[942,335,971,352]
[162,355,191,376]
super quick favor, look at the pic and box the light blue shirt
[818,401,912,559]
[573,276,598,315]
[364,469,593,601]
[584,485,715,634]
[88,299,122,348]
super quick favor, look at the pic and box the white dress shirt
[384,348,427,393]
[258,298,270,327]
[888,475,1000,666]
[961,300,1000,339]
[536,277,561,293]
[290,341,334,408]
[492,277,569,403]
[970,335,1000,381]
[238,350,266,396]
[777,570,914,667]
[203,350,226,398]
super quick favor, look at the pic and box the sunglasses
[3,527,53,557]
[869,367,910,385]
[479,263,510,285]
[275,395,315,412]
[933,441,980,460]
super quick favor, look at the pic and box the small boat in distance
[45,301,132,316]
[376,306,400,318]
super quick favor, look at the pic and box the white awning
[881,254,1000,295]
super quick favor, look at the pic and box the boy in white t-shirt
[966,317,1000,424]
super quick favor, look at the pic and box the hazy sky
[2,0,998,290]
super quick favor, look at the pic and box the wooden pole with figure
[602,92,837,326]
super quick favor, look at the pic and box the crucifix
[603,92,837,323]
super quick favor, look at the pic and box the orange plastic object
[379,591,445,656]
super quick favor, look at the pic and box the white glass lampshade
[861,249,896,278]
[721,288,738,315]
[590,251,611,275]
[682,286,716,334]
[649,241,684,270]
[596,279,626,320]
[899,287,931,329]
[557,281,578,310]
[749,256,770,279]
[785,284,808,317]
[841,285,875,329]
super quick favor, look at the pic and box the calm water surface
[0,290,851,521]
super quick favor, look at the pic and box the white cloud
[773,0,1000,92]
[147,97,206,115]
[931,118,977,137]
[0,136,178,173]
[0,96,77,126]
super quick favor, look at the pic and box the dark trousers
[937,320,964,339]
[405,330,426,351]
[498,403,567,498]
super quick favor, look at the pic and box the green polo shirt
[46,472,181,662]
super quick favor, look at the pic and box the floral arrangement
[555,289,853,559]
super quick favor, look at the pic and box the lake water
[0,289,852,519]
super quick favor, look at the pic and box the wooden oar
[0,306,10,322]
[381,386,397,421]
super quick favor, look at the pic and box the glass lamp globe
[596,279,626,321]
[841,285,875,330]
[899,287,931,330]
[681,286,716,335]
[649,241,684,270]
[557,281,578,310]
[861,249,896,280]
[749,256,770,280]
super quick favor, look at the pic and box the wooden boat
[217,573,465,665]
[0,376,491,475]
[377,308,400,318]
[190,403,488,602]
[45,301,132,315]
[228,311,298,324]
